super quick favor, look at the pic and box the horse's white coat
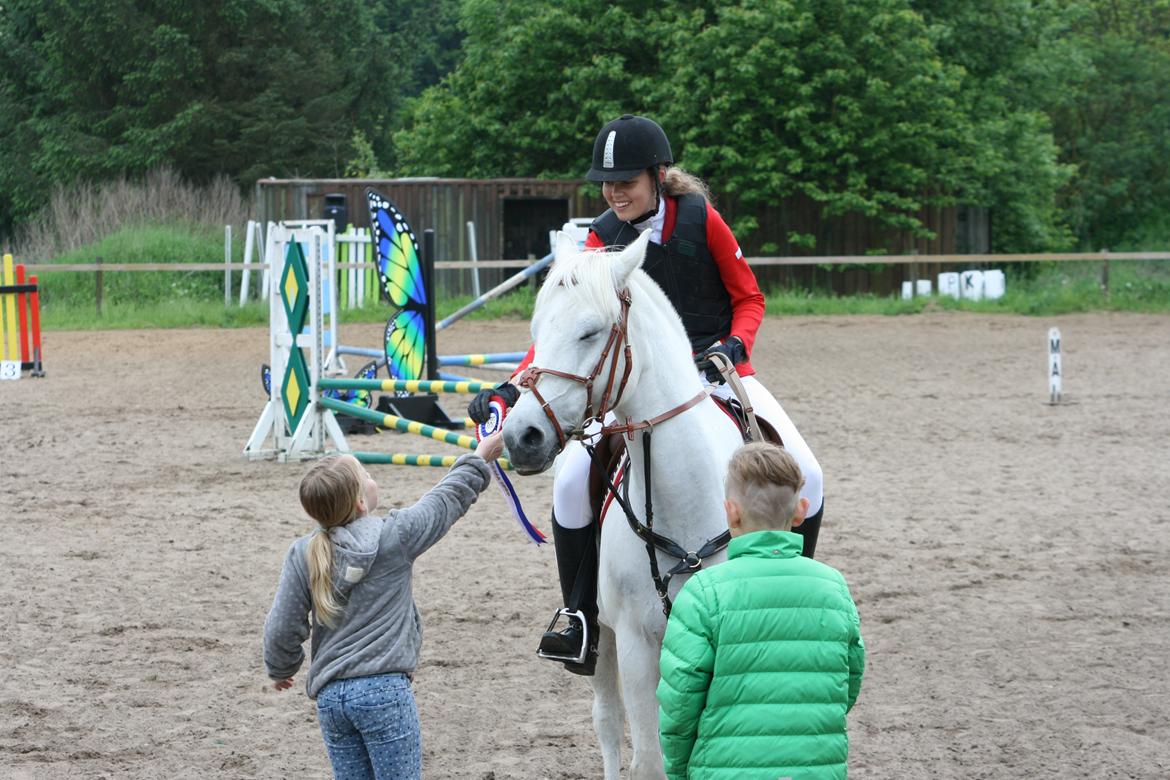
[504,230,742,779]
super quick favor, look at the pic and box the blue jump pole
[436,252,554,331]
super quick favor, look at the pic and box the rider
[468,114,824,674]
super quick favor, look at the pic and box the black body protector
[590,193,733,355]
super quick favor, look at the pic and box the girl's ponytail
[298,455,366,627]
[307,530,343,627]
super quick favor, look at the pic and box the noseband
[514,289,635,451]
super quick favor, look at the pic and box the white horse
[503,230,743,779]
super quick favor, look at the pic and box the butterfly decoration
[367,189,427,382]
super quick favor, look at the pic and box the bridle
[514,288,707,450]
[514,288,635,450]
[514,286,727,615]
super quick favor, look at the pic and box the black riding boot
[537,516,599,675]
[796,500,824,559]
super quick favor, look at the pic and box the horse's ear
[555,231,578,263]
[613,229,652,287]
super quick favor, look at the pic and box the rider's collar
[629,196,666,244]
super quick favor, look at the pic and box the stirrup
[536,608,589,665]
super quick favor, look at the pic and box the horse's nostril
[520,426,545,449]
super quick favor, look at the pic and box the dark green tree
[396,0,1062,249]
[1048,0,1170,249]
[0,0,463,236]
[395,0,648,179]
[913,0,1080,251]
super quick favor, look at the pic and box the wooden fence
[22,251,1169,313]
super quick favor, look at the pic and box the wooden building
[255,177,604,296]
[255,177,989,297]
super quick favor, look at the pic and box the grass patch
[37,223,237,309]
[43,299,269,331]
[764,290,927,315]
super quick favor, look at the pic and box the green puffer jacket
[657,530,864,780]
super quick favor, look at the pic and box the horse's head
[503,230,654,474]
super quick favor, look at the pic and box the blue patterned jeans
[315,673,421,779]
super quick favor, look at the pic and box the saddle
[586,394,784,525]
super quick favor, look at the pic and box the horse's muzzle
[503,423,560,475]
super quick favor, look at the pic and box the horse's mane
[538,246,625,322]
[538,242,688,351]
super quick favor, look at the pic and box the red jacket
[515,196,765,378]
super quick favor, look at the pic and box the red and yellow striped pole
[16,264,30,364]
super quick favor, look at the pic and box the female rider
[469,115,823,674]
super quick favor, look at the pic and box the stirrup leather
[536,608,590,665]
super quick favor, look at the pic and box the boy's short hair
[725,442,805,532]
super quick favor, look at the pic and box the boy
[657,442,864,780]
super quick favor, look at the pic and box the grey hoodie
[263,453,492,698]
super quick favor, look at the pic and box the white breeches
[552,374,823,530]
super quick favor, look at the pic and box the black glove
[696,337,747,384]
[468,382,521,424]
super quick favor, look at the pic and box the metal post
[239,220,255,306]
[423,229,439,381]
[95,256,103,315]
[224,224,233,306]
[466,221,481,298]
[1101,249,1110,296]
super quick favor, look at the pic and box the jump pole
[0,256,43,379]
[318,377,494,395]
[28,273,44,376]
[319,396,512,470]
[355,453,466,467]
[16,265,30,364]
[436,251,554,331]
[1,254,17,365]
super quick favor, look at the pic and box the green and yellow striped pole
[354,452,511,470]
[319,395,475,448]
[318,378,493,395]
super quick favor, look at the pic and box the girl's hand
[474,431,505,462]
[273,678,294,691]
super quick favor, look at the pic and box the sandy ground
[1,311,1168,779]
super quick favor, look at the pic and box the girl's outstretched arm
[390,451,494,560]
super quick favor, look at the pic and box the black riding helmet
[586,114,673,182]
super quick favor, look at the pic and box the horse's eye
[579,330,600,342]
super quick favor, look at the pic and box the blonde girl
[264,434,503,779]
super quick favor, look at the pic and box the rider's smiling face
[602,171,655,221]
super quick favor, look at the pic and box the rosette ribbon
[476,397,546,545]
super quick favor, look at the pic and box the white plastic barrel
[901,281,914,300]
[983,269,1006,300]
[916,279,932,296]
[938,272,960,299]
[960,270,985,301]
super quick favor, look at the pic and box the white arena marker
[1048,327,1062,404]
[938,272,960,299]
[0,360,20,380]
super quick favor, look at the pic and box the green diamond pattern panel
[280,241,309,334]
[282,347,311,432]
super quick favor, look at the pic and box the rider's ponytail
[663,167,712,203]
